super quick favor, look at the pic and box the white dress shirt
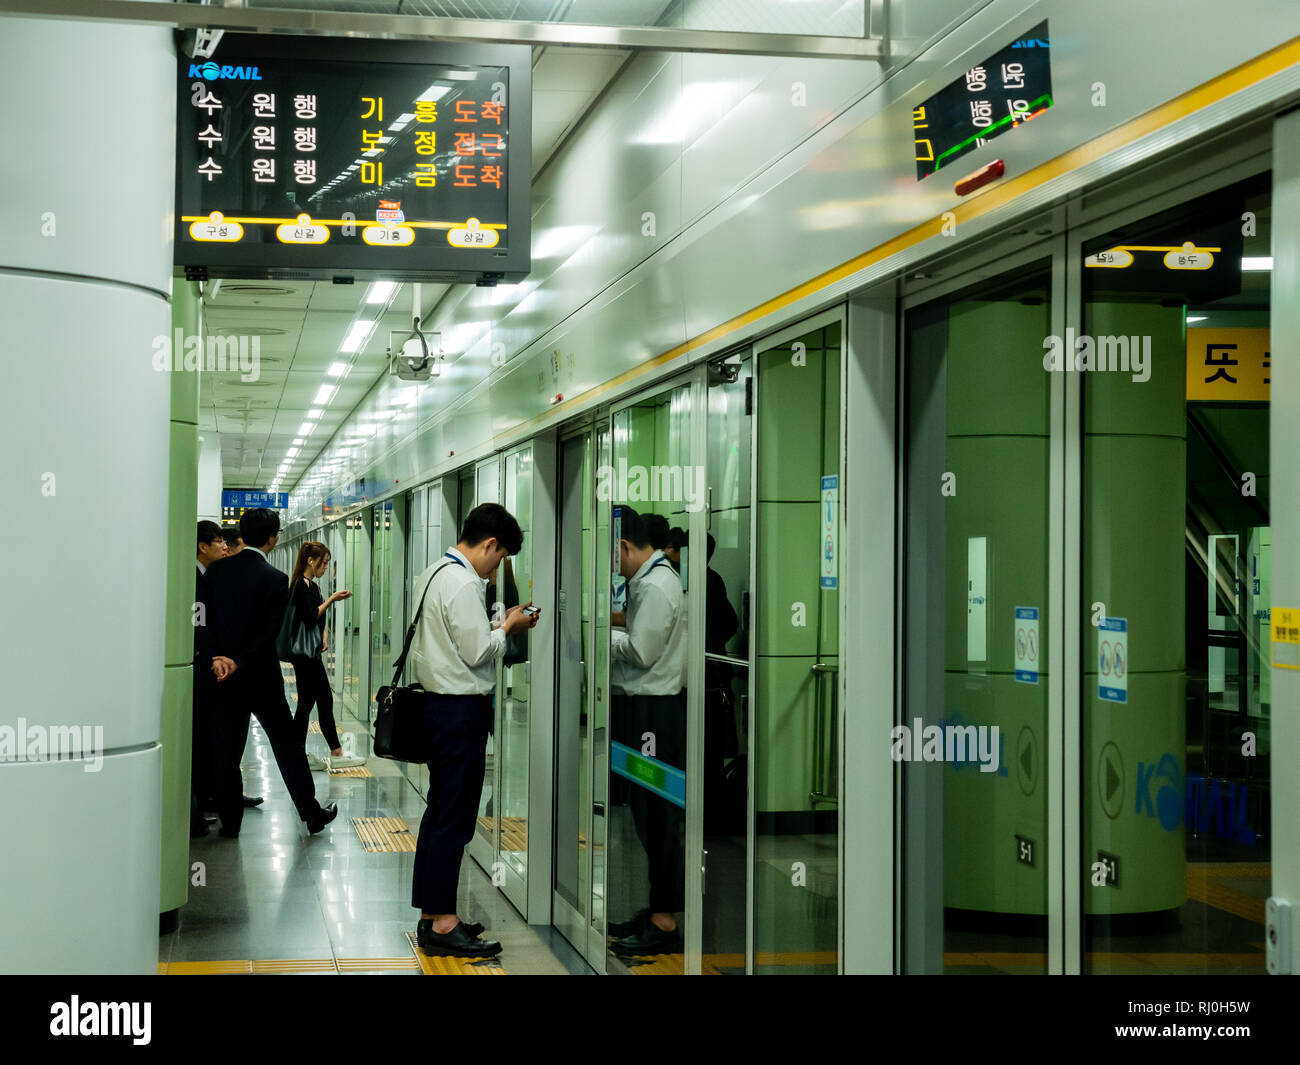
[611,550,687,695]
[410,547,506,695]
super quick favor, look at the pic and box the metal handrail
[809,662,839,807]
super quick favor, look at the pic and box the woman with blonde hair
[289,542,362,769]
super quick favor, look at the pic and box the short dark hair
[669,526,688,550]
[642,513,670,551]
[198,520,225,547]
[706,532,717,560]
[222,526,243,545]
[615,505,652,549]
[459,503,523,555]
[240,507,280,548]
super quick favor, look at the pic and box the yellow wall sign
[1186,328,1270,402]
[1270,607,1300,671]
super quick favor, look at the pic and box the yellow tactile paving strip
[1186,862,1269,926]
[404,931,507,974]
[307,722,322,735]
[352,816,417,852]
[159,957,421,975]
[328,764,374,777]
[476,816,528,852]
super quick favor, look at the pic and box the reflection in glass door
[604,382,694,974]
[902,258,1053,974]
[702,354,752,972]
[554,431,595,960]
[497,445,533,905]
[751,319,842,974]
[1079,173,1272,974]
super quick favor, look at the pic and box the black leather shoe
[217,826,239,838]
[610,921,680,957]
[243,795,264,808]
[203,813,218,823]
[416,919,501,958]
[307,801,338,834]
[608,908,650,939]
[189,821,209,839]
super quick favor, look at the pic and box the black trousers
[411,693,492,915]
[190,672,215,824]
[291,654,340,751]
[628,691,687,914]
[211,673,323,833]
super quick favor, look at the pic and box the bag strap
[389,558,458,687]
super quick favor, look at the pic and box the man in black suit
[200,508,338,838]
[191,521,226,838]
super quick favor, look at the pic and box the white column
[0,15,176,974]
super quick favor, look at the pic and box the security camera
[389,320,441,382]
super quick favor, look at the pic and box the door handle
[809,662,839,807]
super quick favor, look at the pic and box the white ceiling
[205,44,629,489]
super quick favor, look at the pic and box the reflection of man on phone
[608,505,688,957]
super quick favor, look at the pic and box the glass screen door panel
[471,459,500,865]
[604,383,694,973]
[554,432,594,955]
[752,322,841,974]
[703,356,753,973]
[499,446,533,888]
[589,423,612,960]
[1080,174,1272,974]
[369,501,394,731]
[341,517,367,715]
[902,263,1052,974]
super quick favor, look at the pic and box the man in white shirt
[409,503,538,959]
[608,506,688,958]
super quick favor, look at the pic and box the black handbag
[276,579,323,661]
[374,560,455,763]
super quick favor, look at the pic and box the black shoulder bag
[374,560,455,763]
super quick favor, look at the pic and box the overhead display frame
[912,19,1052,181]
[175,34,532,283]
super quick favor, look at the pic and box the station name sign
[175,35,532,282]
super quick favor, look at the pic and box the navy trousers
[411,692,493,915]
[628,691,687,914]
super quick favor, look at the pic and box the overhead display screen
[912,20,1051,181]
[176,35,531,282]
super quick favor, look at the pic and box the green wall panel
[757,501,821,658]
[941,671,1048,914]
[1083,435,1187,673]
[945,302,1050,438]
[755,655,818,811]
[943,436,1050,675]
[1084,670,1187,914]
[165,421,199,666]
[1084,303,1185,437]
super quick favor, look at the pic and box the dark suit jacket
[198,548,289,689]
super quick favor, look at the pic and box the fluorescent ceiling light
[533,224,599,261]
[388,112,416,131]
[340,319,374,353]
[306,408,324,419]
[416,84,453,101]
[1186,315,1207,323]
[285,447,300,458]
[326,361,349,377]
[1242,256,1273,271]
[313,384,336,405]
[443,71,476,82]
[366,281,397,304]
[292,437,305,446]
[297,422,315,436]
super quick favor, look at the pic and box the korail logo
[152,330,260,382]
[595,458,706,512]
[187,62,262,81]
[1042,328,1151,382]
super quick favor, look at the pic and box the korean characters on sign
[1186,328,1271,403]
[963,59,1030,149]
